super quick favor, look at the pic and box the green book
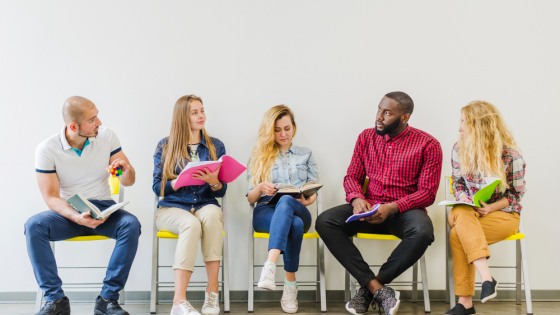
[439,178,501,208]
[66,193,129,220]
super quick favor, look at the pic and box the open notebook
[174,155,246,188]
[438,177,501,208]
[66,193,129,220]
[267,180,323,204]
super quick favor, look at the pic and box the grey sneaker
[480,277,498,303]
[345,286,373,315]
[372,286,400,315]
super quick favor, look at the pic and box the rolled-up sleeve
[306,150,319,182]
[503,150,526,213]
[245,157,253,196]
[210,142,227,198]
[451,143,468,200]
[344,132,367,204]
[153,140,175,197]
[394,141,443,212]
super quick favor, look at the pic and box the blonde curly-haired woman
[246,105,319,314]
[446,101,526,315]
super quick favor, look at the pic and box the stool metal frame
[444,176,533,315]
[248,190,327,313]
[150,195,230,314]
[344,235,431,313]
[34,178,126,313]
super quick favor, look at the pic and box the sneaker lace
[371,299,382,315]
[262,266,275,282]
[181,300,197,312]
[283,286,297,301]
[107,299,123,310]
[203,293,218,309]
[41,301,55,311]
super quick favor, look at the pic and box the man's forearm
[46,197,80,222]
[120,167,136,186]
[386,202,400,215]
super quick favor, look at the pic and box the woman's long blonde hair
[160,95,217,197]
[458,100,518,189]
[248,105,297,188]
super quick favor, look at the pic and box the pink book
[174,155,247,188]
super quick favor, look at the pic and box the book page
[99,201,130,219]
[276,183,299,192]
[182,156,223,173]
[301,180,319,190]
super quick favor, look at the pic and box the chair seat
[65,235,111,242]
[253,232,320,239]
[157,231,225,239]
[503,233,525,241]
[354,233,400,240]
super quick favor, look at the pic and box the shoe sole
[389,299,400,315]
[281,300,298,314]
[201,308,220,315]
[258,281,276,291]
[345,301,367,315]
[481,281,499,303]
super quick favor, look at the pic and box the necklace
[189,143,200,162]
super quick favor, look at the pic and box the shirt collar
[383,125,411,143]
[59,126,94,152]
[286,144,298,154]
[198,135,208,148]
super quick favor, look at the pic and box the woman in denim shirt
[153,95,225,315]
[246,105,319,314]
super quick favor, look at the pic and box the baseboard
[1,289,558,304]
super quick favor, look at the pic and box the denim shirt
[246,145,319,202]
[153,136,227,212]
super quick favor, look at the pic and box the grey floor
[0,301,557,315]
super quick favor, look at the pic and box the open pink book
[174,155,247,188]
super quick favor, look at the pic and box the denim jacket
[153,136,227,212]
[246,144,319,202]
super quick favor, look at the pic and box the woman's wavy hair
[248,105,296,188]
[458,100,518,189]
[160,95,217,197]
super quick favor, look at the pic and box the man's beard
[77,128,98,138]
[375,119,401,136]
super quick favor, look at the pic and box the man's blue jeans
[24,200,141,302]
[253,195,312,272]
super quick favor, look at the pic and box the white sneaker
[258,263,276,290]
[281,285,298,313]
[170,300,201,315]
[201,291,220,315]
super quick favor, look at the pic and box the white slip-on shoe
[258,263,276,290]
[170,300,201,315]
[201,292,220,315]
[281,285,298,314]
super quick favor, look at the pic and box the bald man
[26,96,140,315]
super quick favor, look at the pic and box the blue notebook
[345,204,380,223]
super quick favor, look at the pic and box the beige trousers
[156,205,224,272]
[448,205,520,296]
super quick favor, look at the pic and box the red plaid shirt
[344,126,443,213]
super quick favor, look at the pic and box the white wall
[1,1,558,294]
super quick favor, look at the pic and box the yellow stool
[345,233,431,313]
[150,196,230,314]
[34,177,125,313]
[444,176,533,314]
[248,190,327,313]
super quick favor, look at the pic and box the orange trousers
[448,205,520,296]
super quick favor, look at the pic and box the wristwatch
[211,182,221,188]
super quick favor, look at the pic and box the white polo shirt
[35,126,122,200]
